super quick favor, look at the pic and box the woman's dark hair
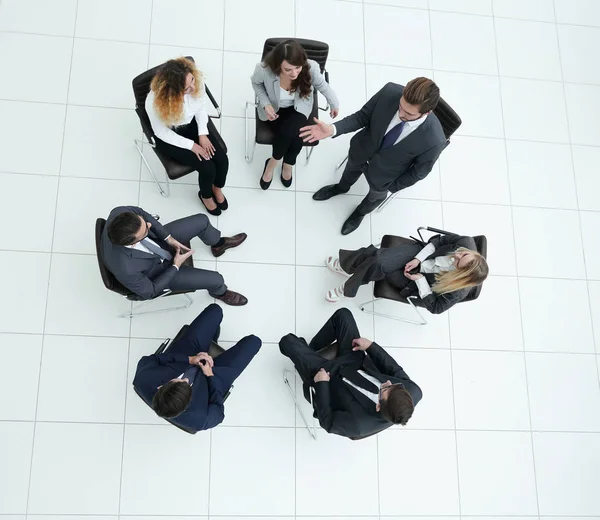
[379,386,414,426]
[107,212,143,246]
[152,381,193,418]
[262,39,312,99]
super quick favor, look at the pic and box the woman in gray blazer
[250,39,340,189]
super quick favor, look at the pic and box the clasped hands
[403,258,423,281]
[189,352,214,377]
[166,236,194,267]
[191,135,215,162]
[313,337,373,383]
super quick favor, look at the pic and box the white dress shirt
[126,235,179,270]
[278,87,295,108]
[412,243,456,298]
[330,111,428,142]
[342,370,382,406]
[145,88,210,150]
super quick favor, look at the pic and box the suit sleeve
[419,287,469,315]
[201,376,226,430]
[310,61,339,110]
[126,205,169,240]
[366,342,411,381]
[389,141,446,193]
[250,63,272,109]
[313,382,361,437]
[332,83,386,137]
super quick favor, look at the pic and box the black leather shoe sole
[260,159,272,190]
[341,213,365,235]
[313,184,344,201]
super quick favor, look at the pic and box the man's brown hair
[403,77,440,114]
[152,381,192,418]
[379,386,414,426]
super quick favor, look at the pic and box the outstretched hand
[299,117,334,143]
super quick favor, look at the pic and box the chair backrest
[261,38,329,72]
[463,234,487,303]
[432,96,461,140]
[94,218,132,297]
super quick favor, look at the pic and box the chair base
[359,296,427,325]
[121,291,193,318]
[134,138,170,197]
[283,368,317,440]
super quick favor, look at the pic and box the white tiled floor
[1,0,599,518]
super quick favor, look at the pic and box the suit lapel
[389,114,431,150]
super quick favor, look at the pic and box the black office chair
[133,324,232,434]
[283,341,338,440]
[132,56,227,197]
[95,218,194,318]
[360,226,487,324]
[245,38,332,165]
[335,96,462,212]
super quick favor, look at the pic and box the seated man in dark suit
[279,308,421,439]
[101,205,247,305]
[133,303,261,432]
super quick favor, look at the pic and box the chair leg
[359,296,427,325]
[305,146,315,165]
[134,138,170,197]
[283,369,317,440]
[245,101,257,163]
[336,155,348,171]
[121,292,193,319]
[376,190,399,213]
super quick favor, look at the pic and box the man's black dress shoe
[341,210,365,235]
[312,184,346,201]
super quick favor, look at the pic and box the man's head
[376,381,415,426]
[398,77,440,122]
[107,212,150,246]
[152,378,193,418]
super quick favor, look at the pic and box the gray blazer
[251,59,340,121]
[334,82,446,193]
[101,206,177,300]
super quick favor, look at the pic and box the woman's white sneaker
[325,284,347,303]
[325,256,349,277]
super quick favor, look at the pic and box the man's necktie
[141,238,173,261]
[181,365,199,386]
[380,120,406,150]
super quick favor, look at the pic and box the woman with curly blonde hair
[146,57,229,215]
[324,233,489,315]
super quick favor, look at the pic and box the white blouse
[278,86,295,108]
[145,87,209,150]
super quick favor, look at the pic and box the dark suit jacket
[101,205,177,300]
[334,82,446,193]
[133,351,227,432]
[311,343,422,439]
[395,233,476,314]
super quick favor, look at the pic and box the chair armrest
[205,85,222,119]
[135,107,156,146]
[416,226,454,243]
[155,338,171,355]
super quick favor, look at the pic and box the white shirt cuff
[415,276,432,298]
[415,243,435,262]
[329,123,337,138]
[173,264,179,271]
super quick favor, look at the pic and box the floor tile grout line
[550,0,600,396]
[23,1,80,515]
[5,417,600,435]
[491,8,542,518]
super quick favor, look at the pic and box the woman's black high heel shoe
[281,164,293,188]
[198,192,221,216]
[260,159,272,190]
[215,195,228,211]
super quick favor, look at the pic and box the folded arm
[313,381,361,437]
[146,93,195,150]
